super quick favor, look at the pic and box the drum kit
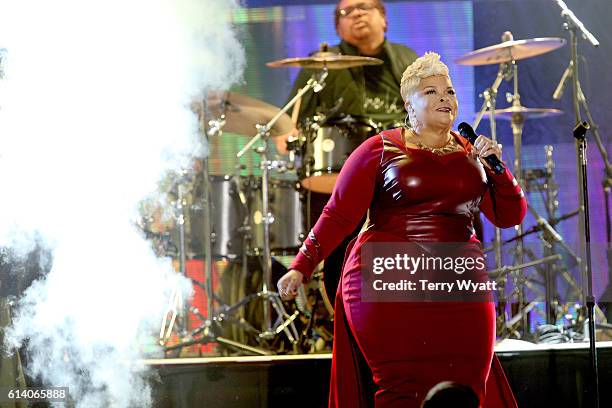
[149,28,604,355]
[151,46,384,355]
[457,30,609,340]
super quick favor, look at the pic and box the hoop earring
[404,114,410,128]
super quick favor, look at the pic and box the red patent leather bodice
[367,130,488,242]
[291,127,526,278]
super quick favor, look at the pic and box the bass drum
[246,177,304,255]
[299,116,379,194]
[189,174,247,259]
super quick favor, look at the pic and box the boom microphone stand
[553,1,601,406]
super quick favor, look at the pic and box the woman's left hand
[472,135,502,169]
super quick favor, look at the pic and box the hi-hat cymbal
[193,92,293,137]
[267,51,383,70]
[456,37,566,66]
[481,106,563,121]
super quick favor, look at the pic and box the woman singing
[277,52,527,407]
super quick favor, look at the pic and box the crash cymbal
[193,92,293,137]
[456,37,566,66]
[267,51,383,70]
[481,106,563,121]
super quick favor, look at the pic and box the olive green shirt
[287,39,417,129]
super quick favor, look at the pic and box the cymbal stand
[237,70,328,158]
[159,172,192,344]
[553,1,602,405]
[237,70,328,346]
[497,52,532,337]
[483,49,560,338]
[472,31,515,134]
[161,98,271,356]
[490,254,562,339]
[473,32,515,329]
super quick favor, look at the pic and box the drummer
[276,0,418,302]
[280,0,417,137]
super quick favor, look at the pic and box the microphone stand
[553,1,601,406]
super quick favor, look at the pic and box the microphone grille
[457,122,476,143]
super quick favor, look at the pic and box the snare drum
[246,177,304,255]
[299,116,378,194]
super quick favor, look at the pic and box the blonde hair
[400,52,449,103]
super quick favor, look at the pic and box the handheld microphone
[458,122,505,175]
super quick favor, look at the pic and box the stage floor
[146,341,612,408]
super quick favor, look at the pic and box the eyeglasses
[337,2,377,18]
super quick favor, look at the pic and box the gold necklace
[404,127,459,155]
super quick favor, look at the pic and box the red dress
[290,128,527,407]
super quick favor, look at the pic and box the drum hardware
[455,36,566,66]
[488,255,562,280]
[190,174,248,259]
[160,98,274,357]
[521,147,583,324]
[464,31,563,276]
[522,167,553,194]
[298,114,379,194]
[295,266,335,353]
[163,308,272,356]
[469,32,515,273]
[266,44,383,70]
[470,31,514,133]
[246,176,304,255]
[490,167,583,339]
[500,51,528,336]
[237,143,301,345]
[483,209,579,253]
[159,172,193,345]
[503,301,538,338]
[487,106,563,121]
[489,254,561,339]
[267,45,386,351]
[195,91,294,138]
[461,31,572,339]
[234,69,329,347]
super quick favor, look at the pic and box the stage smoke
[0,0,244,407]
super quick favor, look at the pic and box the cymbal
[267,51,383,70]
[193,92,293,137]
[456,37,566,66]
[481,106,563,121]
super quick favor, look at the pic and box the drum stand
[475,48,532,337]
[237,130,300,347]
[159,174,191,344]
[472,34,515,331]
[237,70,327,347]
[473,32,514,266]
[160,98,271,356]
[478,46,583,339]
